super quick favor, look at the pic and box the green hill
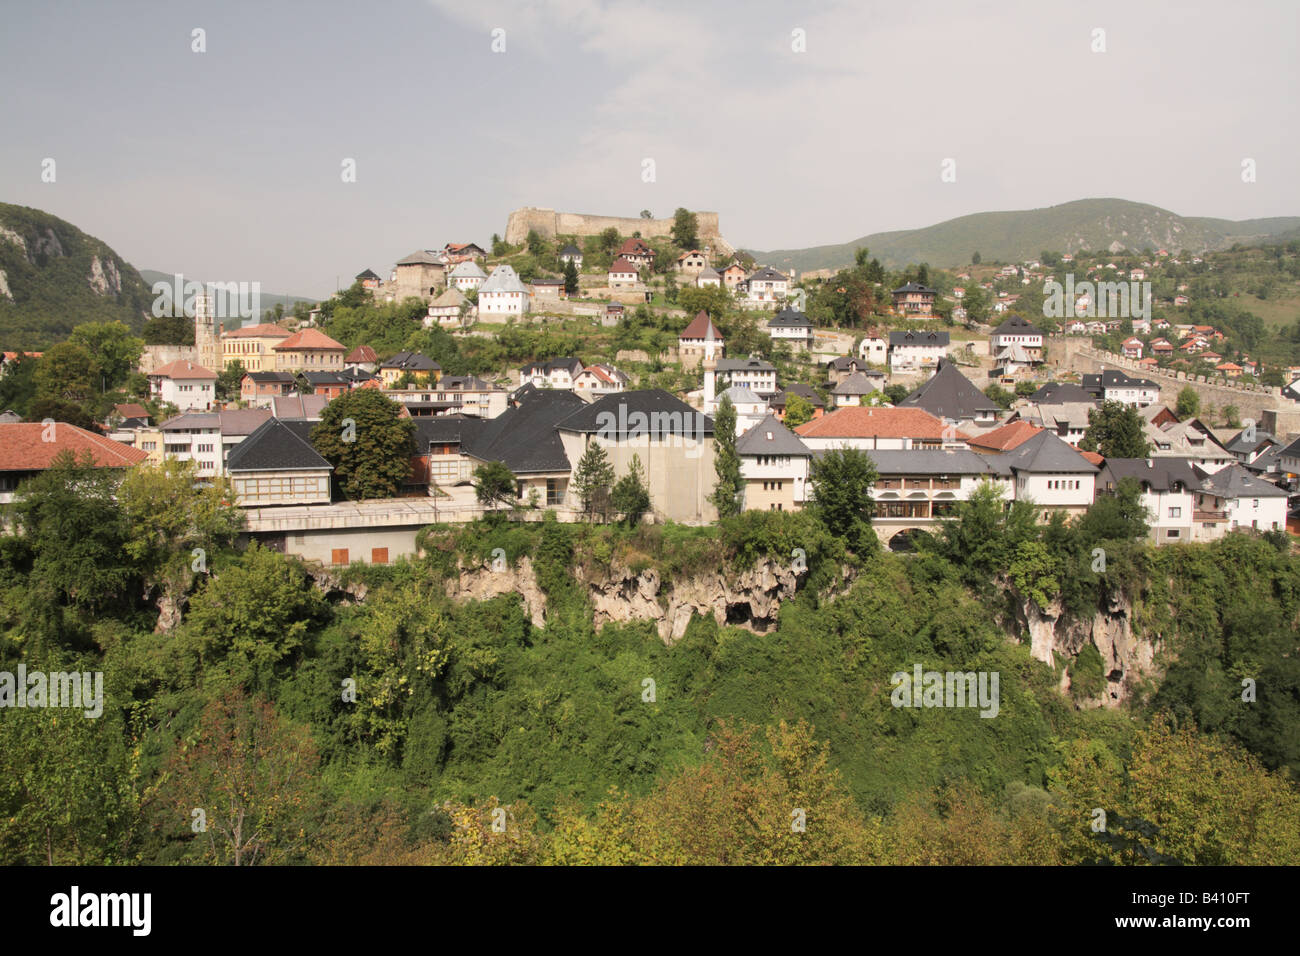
[747,198,1300,274]
[0,202,154,350]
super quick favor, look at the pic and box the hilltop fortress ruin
[505,207,735,257]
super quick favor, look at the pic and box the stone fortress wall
[505,207,735,257]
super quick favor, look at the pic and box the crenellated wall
[505,207,734,256]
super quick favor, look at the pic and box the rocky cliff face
[443,555,805,644]
[1011,589,1159,706]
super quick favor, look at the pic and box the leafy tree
[27,398,97,430]
[883,384,909,406]
[611,454,651,525]
[69,320,143,390]
[710,395,743,518]
[677,285,732,319]
[640,209,653,219]
[8,450,134,620]
[1079,401,1151,459]
[563,258,579,296]
[117,458,245,628]
[160,689,320,865]
[1077,476,1150,543]
[491,233,506,256]
[962,284,989,323]
[783,393,814,427]
[598,227,621,254]
[181,542,328,690]
[1014,380,1038,398]
[310,389,415,500]
[0,352,39,417]
[922,479,1040,591]
[34,342,96,406]
[526,229,546,257]
[473,460,517,515]
[1175,386,1200,418]
[983,383,1014,409]
[670,208,699,249]
[570,441,615,521]
[972,251,981,265]
[216,360,247,403]
[1222,404,1241,428]
[141,313,194,346]
[808,446,878,553]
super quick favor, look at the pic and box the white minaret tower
[703,320,718,409]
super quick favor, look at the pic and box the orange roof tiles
[223,322,292,339]
[150,360,216,379]
[794,406,960,440]
[273,329,345,351]
[967,420,1043,452]
[0,423,150,472]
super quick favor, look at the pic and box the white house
[1198,464,1288,533]
[520,357,584,390]
[573,363,629,398]
[715,385,769,432]
[736,415,813,512]
[1096,459,1214,543]
[989,316,1045,361]
[479,264,531,316]
[889,330,950,372]
[607,257,641,290]
[716,356,777,396]
[148,360,216,411]
[675,250,709,274]
[448,260,488,293]
[1084,370,1160,407]
[857,334,887,365]
[742,267,789,305]
[766,307,813,350]
[425,286,473,329]
[696,266,722,288]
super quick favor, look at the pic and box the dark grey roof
[521,356,584,376]
[439,374,493,390]
[998,431,1099,474]
[555,389,714,438]
[1198,463,1288,498]
[381,351,441,372]
[898,361,1000,419]
[716,357,775,372]
[411,416,489,451]
[827,355,876,372]
[1083,370,1157,391]
[1225,429,1277,454]
[339,367,375,383]
[768,307,812,329]
[889,330,950,347]
[559,244,582,256]
[992,315,1045,336]
[736,415,811,457]
[395,250,443,266]
[245,371,296,384]
[748,267,787,282]
[1030,381,1092,404]
[892,282,936,294]
[161,412,219,431]
[1099,458,1203,493]
[833,372,880,395]
[769,384,825,408]
[1279,436,1300,458]
[355,268,380,280]
[303,371,351,385]
[464,389,586,474]
[226,418,333,473]
[1244,444,1286,474]
[864,448,997,476]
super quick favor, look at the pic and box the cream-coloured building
[273,328,347,372]
[222,322,292,372]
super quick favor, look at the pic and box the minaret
[194,292,218,370]
[703,320,718,409]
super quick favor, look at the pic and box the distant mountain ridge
[746,199,1300,274]
[137,270,319,322]
[0,202,154,349]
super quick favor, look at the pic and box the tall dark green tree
[310,389,415,500]
[563,258,580,296]
[611,454,651,525]
[670,208,699,249]
[808,447,878,554]
[1175,386,1200,418]
[1079,401,1151,459]
[710,395,743,518]
[472,460,517,516]
[571,441,615,521]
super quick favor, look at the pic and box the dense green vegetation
[2,455,1297,865]
[0,203,155,349]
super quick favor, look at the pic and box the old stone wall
[505,207,734,257]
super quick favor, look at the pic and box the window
[331,548,349,566]
[371,548,388,565]
[1168,507,1181,518]
[1166,529,1180,539]
[1252,499,1259,508]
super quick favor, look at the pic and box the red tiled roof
[222,322,291,339]
[274,329,345,351]
[113,403,148,419]
[968,420,1042,452]
[3,351,43,361]
[609,257,639,273]
[681,311,721,339]
[794,406,961,440]
[150,360,216,379]
[345,345,378,363]
[1080,450,1104,466]
[616,238,652,256]
[0,423,150,472]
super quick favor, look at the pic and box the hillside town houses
[6,232,1299,570]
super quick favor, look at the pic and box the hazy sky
[2,0,1296,297]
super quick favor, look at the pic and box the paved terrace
[241,496,482,532]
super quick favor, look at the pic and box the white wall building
[478,264,531,316]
